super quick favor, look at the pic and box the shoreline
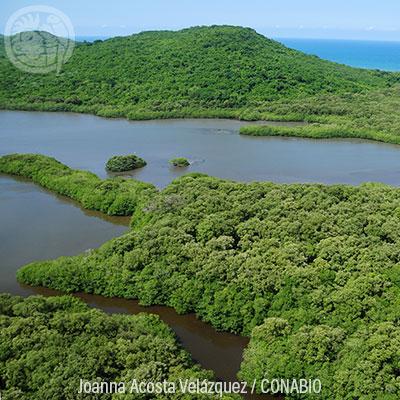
[0,101,309,123]
[2,103,399,147]
[239,123,400,146]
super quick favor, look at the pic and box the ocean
[277,38,400,72]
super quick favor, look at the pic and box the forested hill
[0,25,397,120]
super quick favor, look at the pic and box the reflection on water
[23,286,249,384]
[3,110,400,188]
[0,175,129,295]
[23,286,277,399]
[4,110,396,398]
[0,177,274,398]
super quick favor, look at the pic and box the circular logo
[4,5,75,74]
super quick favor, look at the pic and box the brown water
[0,176,272,398]
[0,174,130,294]
[3,110,399,398]
[22,286,250,385]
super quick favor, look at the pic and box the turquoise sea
[278,38,400,72]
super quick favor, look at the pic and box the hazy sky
[2,0,400,40]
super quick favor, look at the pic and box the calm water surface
[2,109,399,398]
[0,175,265,397]
[278,38,400,72]
[3,110,400,187]
[0,174,130,295]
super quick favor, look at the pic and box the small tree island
[169,157,190,167]
[106,154,146,172]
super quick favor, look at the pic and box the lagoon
[2,109,400,399]
[3,111,400,187]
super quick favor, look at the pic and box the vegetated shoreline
[2,153,400,398]
[3,104,400,146]
[2,25,400,398]
[0,102,307,122]
[0,154,266,398]
[20,285,254,387]
[0,153,157,219]
[0,172,132,227]
[0,294,238,400]
[2,25,400,147]
[0,152,396,226]
[239,124,400,146]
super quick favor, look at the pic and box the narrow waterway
[0,175,273,399]
[3,110,399,398]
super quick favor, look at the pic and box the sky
[2,0,400,41]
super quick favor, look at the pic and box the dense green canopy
[2,25,400,398]
[9,157,400,399]
[170,158,190,167]
[0,154,156,217]
[0,294,234,399]
[2,26,400,143]
[106,154,147,172]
